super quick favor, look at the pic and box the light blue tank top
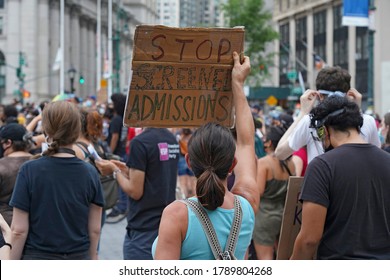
[152,195,255,260]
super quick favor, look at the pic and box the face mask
[84,100,92,107]
[324,144,334,153]
[98,107,105,115]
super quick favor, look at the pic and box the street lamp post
[67,67,77,93]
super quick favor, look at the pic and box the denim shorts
[177,156,194,176]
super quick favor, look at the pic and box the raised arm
[275,90,318,160]
[229,52,259,213]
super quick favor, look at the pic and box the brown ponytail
[196,169,225,210]
[188,123,235,211]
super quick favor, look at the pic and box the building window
[279,22,290,86]
[355,27,369,94]
[296,17,307,81]
[333,5,348,69]
[0,17,3,35]
[0,0,4,9]
[314,10,327,63]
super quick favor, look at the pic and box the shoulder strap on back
[76,141,89,151]
[224,196,242,256]
[180,199,222,259]
[75,141,91,160]
[280,160,293,176]
[179,196,243,260]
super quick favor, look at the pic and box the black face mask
[324,144,334,153]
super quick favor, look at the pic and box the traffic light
[79,75,85,85]
[22,90,31,98]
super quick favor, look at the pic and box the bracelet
[3,242,12,250]
[113,169,121,180]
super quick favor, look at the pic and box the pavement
[98,213,127,260]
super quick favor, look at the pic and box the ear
[2,139,11,149]
[1,139,12,155]
[324,126,330,137]
[185,153,191,169]
[229,157,238,173]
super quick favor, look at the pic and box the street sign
[287,70,297,82]
[100,79,107,88]
[266,95,278,106]
[291,86,302,95]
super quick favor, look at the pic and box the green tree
[223,0,279,84]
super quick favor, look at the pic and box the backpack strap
[180,199,222,259]
[179,196,242,260]
[225,196,242,256]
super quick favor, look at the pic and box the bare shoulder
[160,200,189,240]
[257,156,269,167]
[162,200,188,219]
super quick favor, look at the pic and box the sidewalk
[98,217,127,260]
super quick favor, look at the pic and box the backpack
[180,196,242,260]
[76,141,119,210]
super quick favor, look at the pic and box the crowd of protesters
[0,59,389,260]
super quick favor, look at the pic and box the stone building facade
[273,0,390,115]
[0,0,149,104]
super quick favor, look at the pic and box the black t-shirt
[107,115,126,157]
[301,143,390,259]
[10,157,104,254]
[126,128,180,231]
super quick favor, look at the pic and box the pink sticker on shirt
[158,143,169,161]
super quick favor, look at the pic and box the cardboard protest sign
[276,176,304,260]
[124,25,245,127]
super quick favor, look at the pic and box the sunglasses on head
[318,90,345,97]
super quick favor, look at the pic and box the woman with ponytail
[9,101,104,260]
[152,52,259,260]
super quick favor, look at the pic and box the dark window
[279,23,290,86]
[333,4,348,69]
[355,27,369,94]
[0,0,4,9]
[296,17,307,81]
[314,10,327,63]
